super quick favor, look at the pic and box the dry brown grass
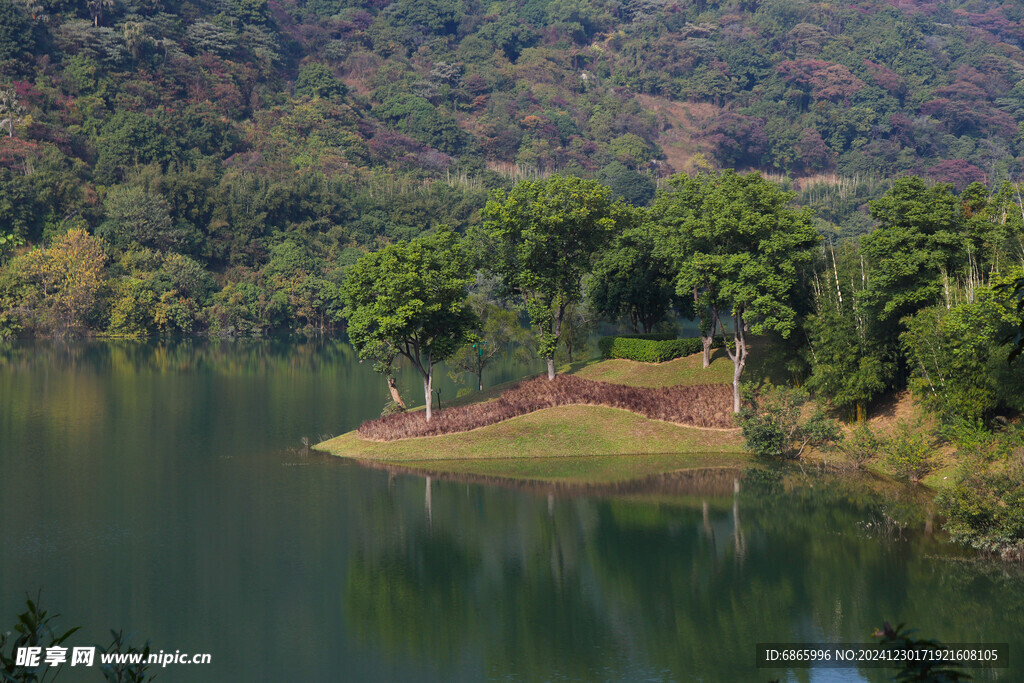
[357,374,734,441]
[634,94,719,174]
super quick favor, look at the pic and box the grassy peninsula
[315,353,746,481]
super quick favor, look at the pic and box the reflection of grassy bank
[353,455,746,486]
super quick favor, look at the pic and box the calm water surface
[1,341,1021,682]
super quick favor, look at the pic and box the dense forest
[2,0,1024,337]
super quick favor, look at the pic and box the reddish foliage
[367,128,427,161]
[933,80,987,101]
[794,128,833,172]
[920,98,1017,137]
[927,159,987,192]
[462,74,489,97]
[862,60,905,95]
[776,59,865,102]
[13,81,41,105]
[952,8,1022,42]
[706,112,767,167]
[0,137,41,171]
[358,374,735,441]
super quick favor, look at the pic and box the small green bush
[737,382,842,459]
[381,399,405,417]
[837,423,883,467]
[938,467,1024,560]
[883,423,935,482]
[598,335,726,362]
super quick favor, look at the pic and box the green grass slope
[317,404,743,461]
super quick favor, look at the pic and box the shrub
[883,422,935,482]
[737,382,842,459]
[380,399,405,417]
[357,374,734,440]
[598,335,726,362]
[837,423,882,467]
[938,466,1024,560]
[872,622,972,681]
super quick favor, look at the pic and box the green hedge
[598,335,727,363]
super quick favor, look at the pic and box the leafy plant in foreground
[1,597,155,683]
[872,622,972,682]
[0,596,79,682]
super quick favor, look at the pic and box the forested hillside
[2,0,1024,336]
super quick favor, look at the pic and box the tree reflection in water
[343,463,1020,682]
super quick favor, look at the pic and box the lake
[1,340,1021,681]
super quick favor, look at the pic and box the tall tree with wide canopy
[483,175,617,380]
[589,207,677,334]
[859,177,967,334]
[652,176,722,368]
[658,171,819,413]
[341,227,476,422]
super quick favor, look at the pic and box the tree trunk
[696,287,715,369]
[730,323,747,414]
[546,304,564,381]
[423,368,433,422]
[732,357,744,414]
[715,310,746,414]
[387,376,405,409]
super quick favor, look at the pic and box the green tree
[859,177,966,332]
[0,0,34,60]
[589,215,675,333]
[98,186,192,254]
[657,171,819,412]
[228,0,270,26]
[294,62,348,101]
[598,162,656,207]
[0,227,22,262]
[652,174,723,368]
[447,294,531,392]
[1002,274,1024,363]
[86,0,113,26]
[341,227,476,421]
[0,88,25,137]
[95,112,177,183]
[483,175,617,380]
[901,280,1024,423]
[373,93,473,156]
[804,241,893,421]
[383,0,464,37]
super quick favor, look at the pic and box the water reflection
[2,341,1021,682]
[343,465,1015,682]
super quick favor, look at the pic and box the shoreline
[315,353,748,481]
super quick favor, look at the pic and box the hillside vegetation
[3,0,1024,336]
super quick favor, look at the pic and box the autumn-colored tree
[10,229,107,336]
